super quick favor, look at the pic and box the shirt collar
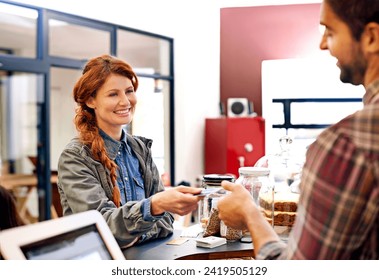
[99,129,122,160]
[363,79,379,105]
[99,129,131,159]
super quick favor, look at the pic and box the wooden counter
[123,230,255,260]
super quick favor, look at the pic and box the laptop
[0,210,125,260]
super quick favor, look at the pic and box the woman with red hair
[58,55,201,248]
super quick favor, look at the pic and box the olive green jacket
[57,134,174,248]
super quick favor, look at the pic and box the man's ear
[86,96,96,109]
[363,22,379,53]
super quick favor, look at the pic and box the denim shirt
[100,129,161,222]
[117,132,145,204]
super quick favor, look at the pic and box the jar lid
[202,174,234,185]
[238,167,270,176]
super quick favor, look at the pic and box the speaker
[227,98,250,117]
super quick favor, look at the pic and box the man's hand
[217,180,257,230]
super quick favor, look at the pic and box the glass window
[0,71,42,222]
[0,3,37,58]
[291,102,362,125]
[117,30,170,76]
[49,19,110,60]
[270,102,284,125]
[50,67,82,171]
[0,71,40,175]
[132,77,171,175]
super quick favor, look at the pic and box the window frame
[0,0,175,220]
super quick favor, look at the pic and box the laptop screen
[21,224,112,260]
[0,210,125,260]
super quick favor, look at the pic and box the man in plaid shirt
[218,0,379,259]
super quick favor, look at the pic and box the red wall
[220,4,321,116]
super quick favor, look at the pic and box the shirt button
[118,152,121,155]
[124,177,128,181]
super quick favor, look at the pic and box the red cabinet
[205,117,265,177]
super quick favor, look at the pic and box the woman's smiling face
[86,73,137,139]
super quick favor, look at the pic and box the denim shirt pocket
[133,176,145,200]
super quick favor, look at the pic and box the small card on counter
[166,238,189,245]
[195,236,227,248]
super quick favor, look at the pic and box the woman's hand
[151,186,202,216]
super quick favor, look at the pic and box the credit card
[194,188,222,197]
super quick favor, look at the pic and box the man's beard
[339,47,367,86]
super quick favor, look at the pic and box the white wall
[9,0,321,185]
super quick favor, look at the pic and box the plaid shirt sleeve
[257,113,378,259]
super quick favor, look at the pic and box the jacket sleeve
[58,145,173,248]
[138,151,175,243]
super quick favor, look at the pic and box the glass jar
[254,136,302,240]
[203,197,221,237]
[235,167,275,228]
[220,220,243,242]
[235,167,272,206]
[198,174,234,229]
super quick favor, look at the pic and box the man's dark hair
[326,0,379,40]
